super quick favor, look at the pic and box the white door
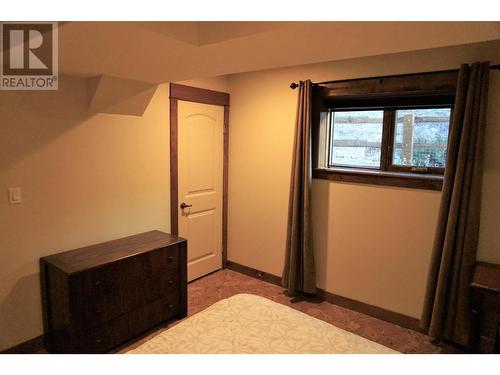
[178,100,224,281]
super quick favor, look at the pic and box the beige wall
[0,75,227,351]
[227,41,500,319]
[1,40,499,350]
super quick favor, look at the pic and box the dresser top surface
[41,230,186,274]
[471,262,500,294]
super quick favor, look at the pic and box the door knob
[180,202,192,209]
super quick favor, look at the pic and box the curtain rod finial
[290,82,299,90]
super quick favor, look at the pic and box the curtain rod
[289,64,500,89]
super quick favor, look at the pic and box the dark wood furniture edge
[170,97,179,235]
[170,83,230,106]
[226,260,421,332]
[40,230,186,274]
[222,106,229,268]
[169,83,230,266]
[178,241,188,318]
[470,262,500,353]
[313,167,443,191]
[0,335,45,354]
[39,259,52,352]
[471,261,500,293]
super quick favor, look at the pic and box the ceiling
[57,21,500,83]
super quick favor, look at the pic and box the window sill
[313,167,443,191]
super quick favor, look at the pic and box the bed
[127,293,399,354]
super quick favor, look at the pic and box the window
[330,110,384,168]
[312,70,458,190]
[392,108,451,170]
[328,107,452,174]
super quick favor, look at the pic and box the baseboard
[0,335,45,354]
[226,260,282,287]
[226,260,421,332]
[316,289,422,332]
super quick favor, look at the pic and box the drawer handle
[95,281,102,287]
[96,338,102,344]
[168,280,175,285]
[168,304,174,309]
[167,256,175,262]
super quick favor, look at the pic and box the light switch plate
[8,187,22,204]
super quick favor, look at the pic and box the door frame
[169,83,230,268]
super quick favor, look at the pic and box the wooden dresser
[470,262,500,353]
[40,230,187,353]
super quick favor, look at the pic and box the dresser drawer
[481,291,500,313]
[70,245,179,296]
[76,273,179,329]
[480,311,500,338]
[479,335,497,354]
[77,296,179,353]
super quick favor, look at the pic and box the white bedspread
[127,293,399,354]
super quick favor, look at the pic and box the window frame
[327,108,386,170]
[326,105,453,175]
[384,106,453,176]
[311,70,458,191]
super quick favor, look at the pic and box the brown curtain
[282,80,316,297]
[421,62,490,346]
